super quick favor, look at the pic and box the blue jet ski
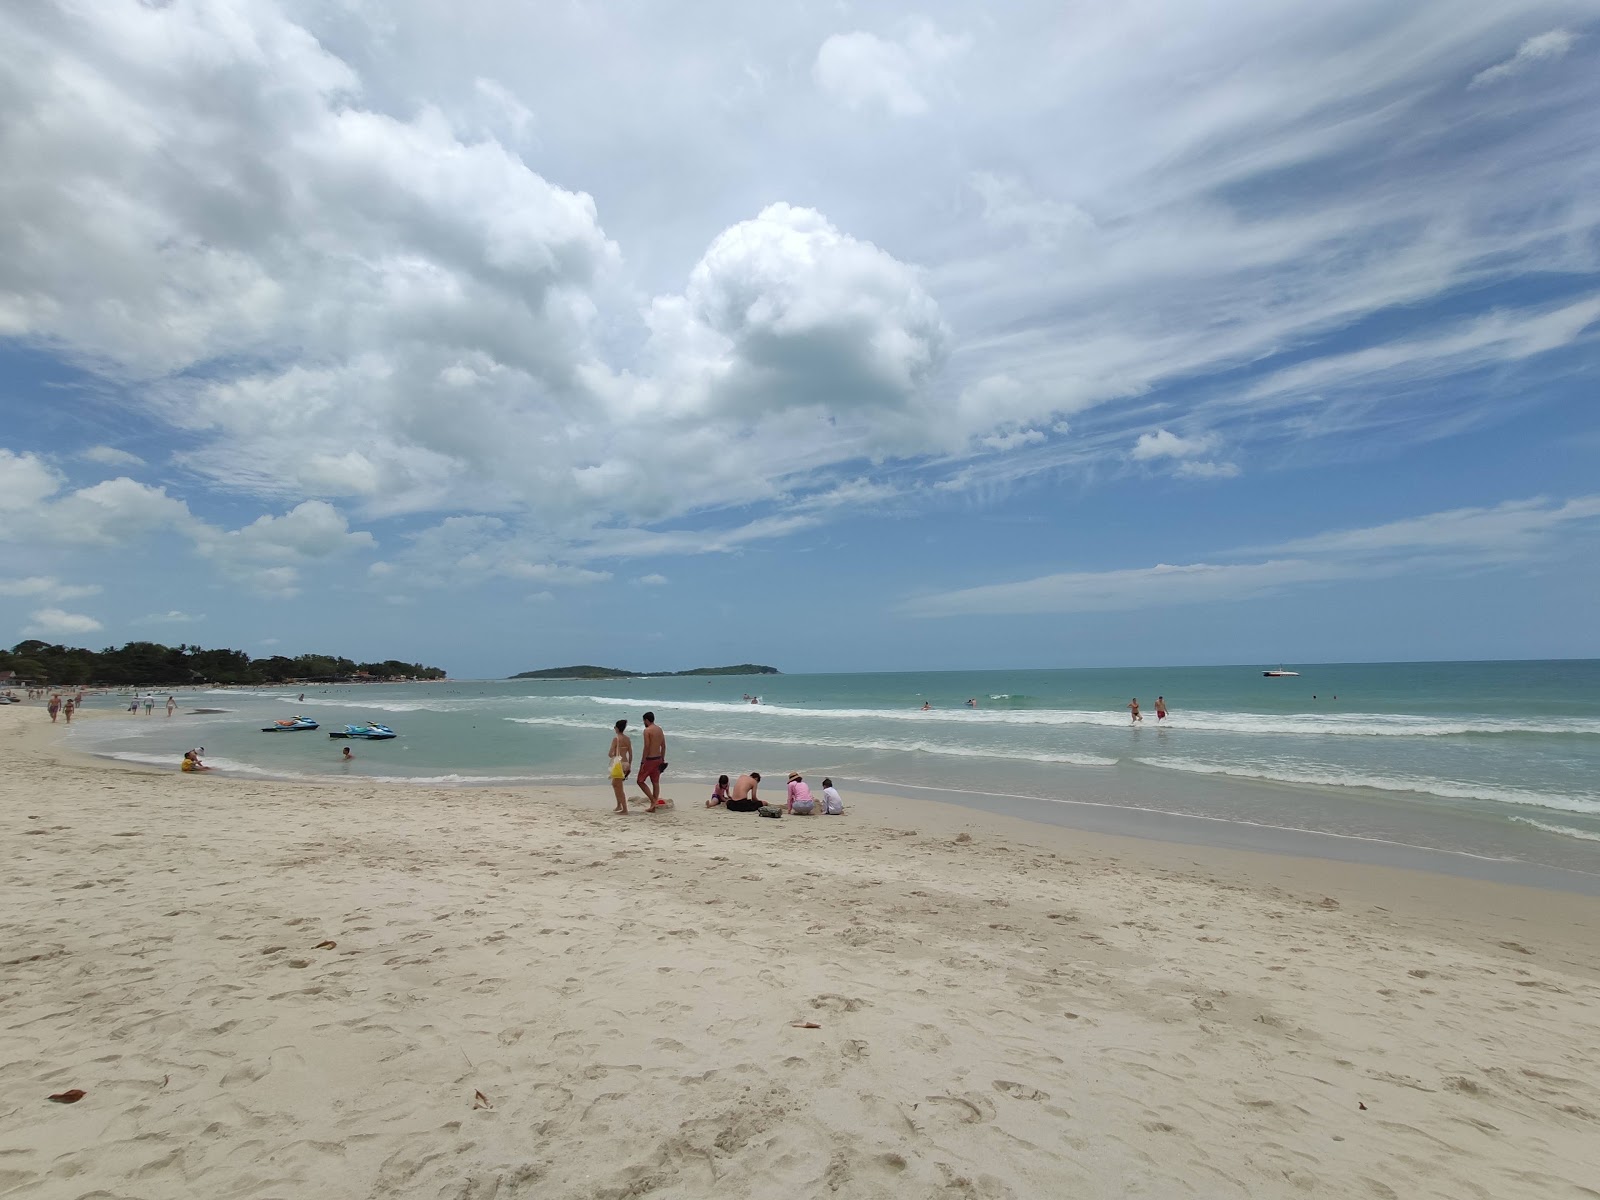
[262,715,319,732]
[328,722,397,740]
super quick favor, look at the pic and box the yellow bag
[609,758,626,780]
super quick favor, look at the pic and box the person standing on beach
[608,719,633,814]
[47,693,61,723]
[636,711,666,811]
[63,698,75,723]
[166,695,176,717]
[1155,696,1167,722]
[1128,698,1142,723]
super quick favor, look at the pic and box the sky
[2,0,1598,678]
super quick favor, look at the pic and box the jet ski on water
[328,722,397,740]
[262,715,319,732]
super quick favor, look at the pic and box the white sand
[3,705,1599,1198]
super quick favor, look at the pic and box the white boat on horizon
[1262,667,1300,677]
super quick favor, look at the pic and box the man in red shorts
[636,710,667,810]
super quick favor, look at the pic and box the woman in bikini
[607,719,633,814]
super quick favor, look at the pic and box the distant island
[510,664,779,680]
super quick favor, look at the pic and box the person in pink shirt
[786,772,815,815]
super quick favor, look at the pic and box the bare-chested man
[727,772,763,812]
[636,711,667,811]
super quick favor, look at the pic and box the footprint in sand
[992,1080,1050,1101]
[924,1093,996,1124]
[812,993,870,1013]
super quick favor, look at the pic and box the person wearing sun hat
[786,771,815,815]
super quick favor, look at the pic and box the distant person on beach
[181,749,210,773]
[144,697,154,715]
[966,698,978,708]
[727,772,763,812]
[47,694,61,723]
[1155,696,1167,721]
[921,701,931,711]
[1128,698,1142,723]
[707,774,731,808]
[608,719,633,814]
[341,747,353,761]
[821,778,844,815]
[166,695,176,717]
[636,711,666,811]
[63,698,74,723]
[787,772,815,815]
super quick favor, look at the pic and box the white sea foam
[1134,756,1600,814]
[1507,817,1600,843]
[505,716,1118,767]
[567,695,1600,738]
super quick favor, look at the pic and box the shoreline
[57,703,1600,897]
[5,705,1600,1197]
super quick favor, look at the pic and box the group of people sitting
[707,771,844,815]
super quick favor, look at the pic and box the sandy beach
[3,705,1598,1199]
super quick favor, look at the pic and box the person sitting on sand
[726,772,763,812]
[181,749,211,773]
[821,778,844,815]
[707,774,731,808]
[787,772,815,815]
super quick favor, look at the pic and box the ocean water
[66,660,1600,883]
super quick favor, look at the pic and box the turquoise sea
[68,660,1600,887]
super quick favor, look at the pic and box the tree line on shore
[0,640,446,687]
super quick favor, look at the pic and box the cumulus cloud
[813,23,968,116]
[635,573,669,586]
[0,576,101,600]
[195,500,376,596]
[1471,29,1577,87]
[0,450,63,511]
[0,475,204,546]
[82,446,145,468]
[650,203,947,419]
[1126,429,1238,480]
[22,608,104,636]
[1131,429,1217,461]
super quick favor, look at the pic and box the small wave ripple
[1133,756,1600,815]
